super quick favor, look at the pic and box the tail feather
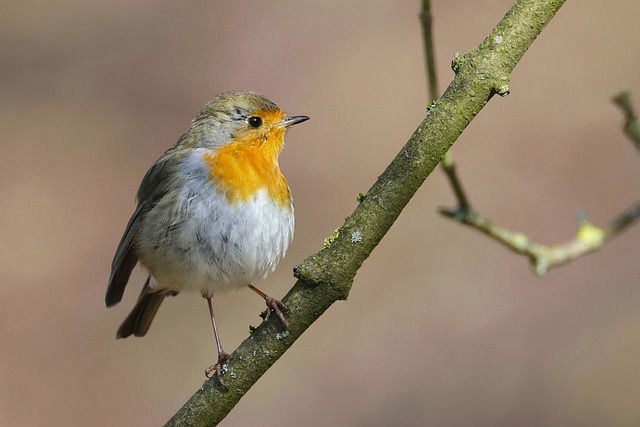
[116,278,167,339]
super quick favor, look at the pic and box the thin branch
[613,90,640,151]
[420,0,472,215]
[606,199,640,239]
[440,92,640,275]
[165,1,567,425]
[420,0,439,103]
[440,159,472,218]
[441,204,640,275]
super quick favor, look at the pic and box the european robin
[106,91,308,383]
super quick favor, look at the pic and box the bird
[105,91,309,383]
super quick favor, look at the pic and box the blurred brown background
[2,1,640,426]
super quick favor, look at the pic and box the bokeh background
[2,1,640,426]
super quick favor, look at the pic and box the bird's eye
[248,116,263,128]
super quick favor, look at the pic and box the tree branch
[419,0,439,104]
[613,90,640,151]
[164,1,567,425]
[441,206,640,275]
[439,91,640,275]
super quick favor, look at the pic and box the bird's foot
[205,351,230,387]
[263,296,289,328]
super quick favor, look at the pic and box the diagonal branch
[164,1,567,425]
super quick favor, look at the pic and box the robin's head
[188,91,308,154]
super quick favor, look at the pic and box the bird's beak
[279,115,310,128]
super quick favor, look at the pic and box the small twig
[419,0,439,103]
[612,91,640,151]
[441,205,640,275]
[420,0,472,216]
[440,160,472,217]
[439,93,640,275]
[604,199,640,240]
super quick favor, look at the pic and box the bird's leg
[248,284,289,328]
[204,296,230,385]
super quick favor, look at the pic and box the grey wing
[105,151,180,307]
[105,203,144,307]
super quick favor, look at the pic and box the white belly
[136,151,294,296]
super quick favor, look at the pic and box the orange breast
[204,140,292,209]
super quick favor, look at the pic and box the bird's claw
[264,296,289,328]
[205,351,230,387]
